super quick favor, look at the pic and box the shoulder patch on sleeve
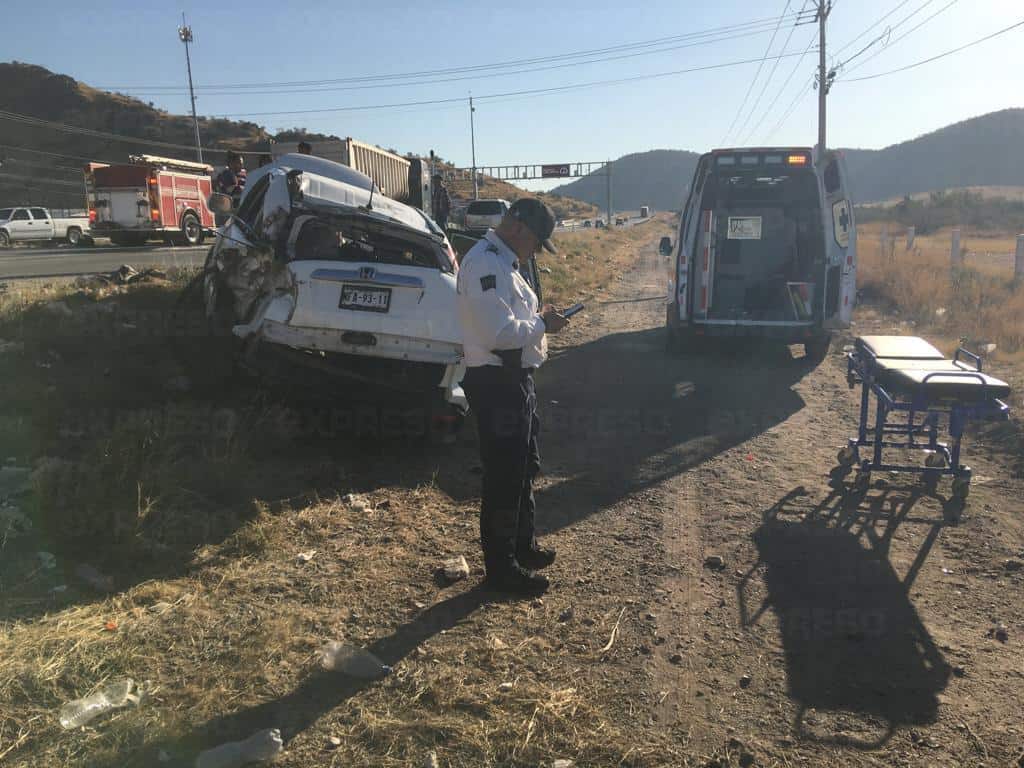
[480,274,497,292]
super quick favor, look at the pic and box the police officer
[457,198,569,594]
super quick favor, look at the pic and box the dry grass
[0,239,690,767]
[539,216,675,307]
[857,222,1024,356]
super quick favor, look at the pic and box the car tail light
[150,208,160,222]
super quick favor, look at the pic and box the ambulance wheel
[837,446,857,467]
[952,476,970,499]
[803,335,831,364]
[925,452,945,468]
[179,213,204,246]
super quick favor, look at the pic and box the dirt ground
[2,225,1023,767]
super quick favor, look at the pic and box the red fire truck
[85,155,215,246]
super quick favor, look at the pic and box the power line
[841,0,958,77]
[720,1,794,146]
[746,33,817,145]
[116,24,807,99]
[842,17,1024,82]
[765,75,814,140]
[831,0,914,57]
[213,49,818,118]
[735,1,811,146]
[97,14,808,93]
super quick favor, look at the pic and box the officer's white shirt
[457,230,547,368]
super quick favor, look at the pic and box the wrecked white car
[203,153,466,437]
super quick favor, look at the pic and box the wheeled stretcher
[841,335,1010,507]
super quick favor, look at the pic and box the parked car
[203,153,467,439]
[0,207,91,247]
[664,147,856,362]
[463,198,510,234]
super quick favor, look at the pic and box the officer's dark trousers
[462,365,540,575]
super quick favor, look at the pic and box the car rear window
[467,201,504,216]
[292,219,448,271]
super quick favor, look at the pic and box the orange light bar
[787,155,808,165]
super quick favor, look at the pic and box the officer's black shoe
[483,563,549,595]
[517,544,556,570]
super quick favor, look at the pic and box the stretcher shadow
[738,482,952,750]
[94,586,498,768]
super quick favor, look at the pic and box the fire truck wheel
[179,213,204,246]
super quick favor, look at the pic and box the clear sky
[4,0,1022,189]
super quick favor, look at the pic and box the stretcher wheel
[925,453,946,468]
[952,477,970,499]
[837,446,857,467]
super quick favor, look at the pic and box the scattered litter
[739,674,752,689]
[422,751,440,768]
[37,551,57,570]
[326,735,342,750]
[296,550,317,564]
[442,555,470,582]
[558,607,574,622]
[487,636,508,651]
[552,760,576,768]
[59,678,140,729]
[103,620,118,632]
[934,307,947,318]
[318,641,391,678]
[75,563,114,592]
[704,555,726,571]
[941,567,953,575]
[498,682,514,692]
[538,266,553,274]
[76,264,168,289]
[194,728,283,768]
[598,607,627,654]
[744,453,755,462]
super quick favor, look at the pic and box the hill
[0,62,595,217]
[552,109,1024,209]
[551,149,701,214]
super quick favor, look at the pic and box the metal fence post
[1015,234,1024,281]
[906,226,915,250]
[950,228,962,269]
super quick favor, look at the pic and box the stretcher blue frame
[843,343,1010,503]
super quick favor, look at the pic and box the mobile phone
[561,302,585,318]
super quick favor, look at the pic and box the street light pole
[178,14,203,163]
[469,95,478,200]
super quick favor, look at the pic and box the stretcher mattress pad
[870,356,1010,401]
[856,335,944,360]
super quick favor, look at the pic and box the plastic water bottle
[317,641,391,679]
[59,679,138,729]
[194,728,283,768]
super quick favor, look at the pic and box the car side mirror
[208,192,233,214]
[659,236,673,256]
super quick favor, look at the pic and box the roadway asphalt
[0,243,209,280]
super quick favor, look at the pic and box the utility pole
[178,14,203,164]
[816,0,832,156]
[605,160,613,227]
[469,96,478,200]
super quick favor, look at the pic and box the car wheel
[0,231,9,248]
[66,227,82,246]
[179,212,203,246]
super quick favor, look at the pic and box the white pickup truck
[0,206,91,247]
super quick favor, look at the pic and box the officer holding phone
[457,198,569,594]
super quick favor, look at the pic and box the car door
[30,208,54,240]
[8,209,32,240]
[819,151,856,328]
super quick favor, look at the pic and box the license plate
[339,284,391,312]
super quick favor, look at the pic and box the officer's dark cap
[508,198,557,254]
